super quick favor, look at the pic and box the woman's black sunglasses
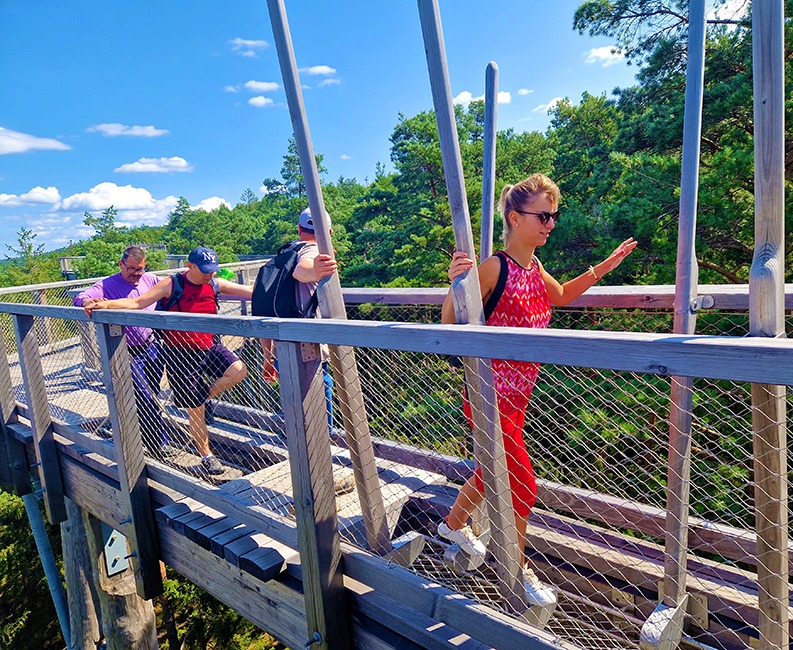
[515,210,561,225]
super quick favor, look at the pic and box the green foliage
[0,492,63,650]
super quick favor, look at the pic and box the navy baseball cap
[188,247,220,273]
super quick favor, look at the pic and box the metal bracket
[689,295,714,312]
[611,589,635,610]
[109,324,124,337]
[300,341,319,362]
[101,522,130,576]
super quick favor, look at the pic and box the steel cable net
[2,285,789,649]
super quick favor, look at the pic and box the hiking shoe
[437,521,487,559]
[201,454,225,475]
[204,400,215,425]
[156,443,181,460]
[523,568,556,607]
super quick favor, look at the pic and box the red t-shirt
[160,275,217,349]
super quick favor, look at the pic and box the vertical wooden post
[750,1,788,648]
[82,510,158,650]
[642,4,706,646]
[31,289,53,347]
[0,328,29,496]
[418,0,524,613]
[480,62,498,261]
[95,322,162,599]
[62,498,102,650]
[276,340,350,650]
[266,0,392,555]
[13,314,66,523]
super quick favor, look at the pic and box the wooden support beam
[95,323,162,599]
[417,0,524,614]
[0,329,29,495]
[265,0,392,557]
[750,0,788,647]
[276,340,351,650]
[82,510,158,650]
[13,313,66,522]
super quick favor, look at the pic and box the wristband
[588,265,600,281]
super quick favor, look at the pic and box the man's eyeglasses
[515,210,561,225]
[120,261,146,274]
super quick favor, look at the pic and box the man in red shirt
[84,246,253,475]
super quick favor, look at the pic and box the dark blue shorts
[163,343,239,409]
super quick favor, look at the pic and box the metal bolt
[119,517,132,525]
[304,631,322,648]
[124,552,137,560]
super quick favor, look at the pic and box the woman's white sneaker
[523,568,556,607]
[437,521,487,559]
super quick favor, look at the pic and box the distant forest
[3,1,791,292]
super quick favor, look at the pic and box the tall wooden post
[750,1,788,647]
[0,328,29,496]
[266,0,392,556]
[480,62,498,261]
[418,0,524,614]
[82,510,158,650]
[62,498,102,650]
[276,340,350,650]
[13,314,67,523]
[95,322,162,599]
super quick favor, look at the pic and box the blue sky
[0,0,643,254]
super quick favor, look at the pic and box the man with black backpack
[253,208,337,428]
[84,246,253,475]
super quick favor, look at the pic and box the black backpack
[157,273,220,312]
[251,242,319,318]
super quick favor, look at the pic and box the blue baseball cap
[188,246,220,273]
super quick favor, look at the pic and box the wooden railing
[0,299,790,649]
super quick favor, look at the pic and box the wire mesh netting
[1,281,789,649]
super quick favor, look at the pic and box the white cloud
[114,156,193,173]
[0,127,71,155]
[229,37,269,57]
[244,80,280,93]
[87,123,169,137]
[193,197,231,212]
[261,183,285,195]
[248,96,274,108]
[319,78,342,87]
[585,46,625,67]
[453,90,511,105]
[301,65,336,76]
[533,97,564,113]
[339,154,351,160]
[223,85,240,93]
[52,182,179,230]
[0,186,61,207]
[518,88,533,96]
[58,182,173,212]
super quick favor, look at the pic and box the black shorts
[163,343,239,409]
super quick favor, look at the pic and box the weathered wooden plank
[0,331,28,495]
[192,517,240,551]
[274,339,349,648]
[210,523,255,557]
[95,323,162,599]
[158,525,308,650]
[24,302,793,385]
[13,313,66,522]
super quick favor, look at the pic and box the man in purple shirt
[73,246,170,457]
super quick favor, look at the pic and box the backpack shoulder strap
[165,273,186,311]
[483,251,509,321]
[210,277,220,310]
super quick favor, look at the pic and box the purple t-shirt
[73,272,161,346]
